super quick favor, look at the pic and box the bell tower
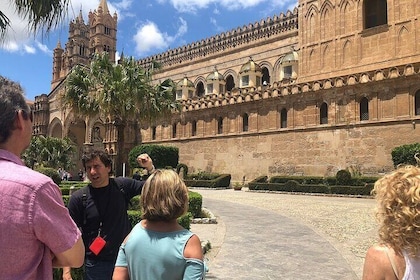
[88,0,118,63]
[66,9,90,68]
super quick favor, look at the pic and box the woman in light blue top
[113,169,205,280]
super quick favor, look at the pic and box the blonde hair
[373,165,420,258]
[141,169,189,221]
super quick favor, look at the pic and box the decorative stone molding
[179,62,420,112]
[138,9,298,69]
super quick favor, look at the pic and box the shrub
[176,163,189,178]
[391,143,420,167]
[177,212,192,230]
[336,169,352,185]
[128,144,179,169]
[188,191,203,217]
[284,180,300,190]
[184,174,231,188]
[36,167,61,185]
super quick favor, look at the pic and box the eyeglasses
[17,109,33,123]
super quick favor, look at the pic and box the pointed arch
[322,44,333,70]
[397,26,411,56]
[223,69,238,92]
[194,76,206,97]
[342,39,352,65]
[320,0,334,40]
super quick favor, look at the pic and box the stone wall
[155,121,419,182]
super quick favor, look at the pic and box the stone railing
[180,63,420,112]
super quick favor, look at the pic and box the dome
[177,77,194,88]
[239,58,262,74]
[206,68,224,81]
[280,51,298,64]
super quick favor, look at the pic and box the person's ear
[13,111,25,130]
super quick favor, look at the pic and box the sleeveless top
[115,222,205,279]
[402,251,420,280]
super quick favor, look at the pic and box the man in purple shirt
[0,76,85,280]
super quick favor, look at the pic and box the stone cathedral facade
[33,0,420,181]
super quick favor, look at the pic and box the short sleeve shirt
[0,149,81,280]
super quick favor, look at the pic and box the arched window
[217,117,223,134]
[191,120,197,136]
[196,82,205,97]
[364,0,387,29]
[360,97,369,120]
[415,90,420,116]
[280,108,287,128]
[262,67,270,85]
[242,113,249,132]
[226,75,235,92]
[152,126,156,140]
[320,102,328,124]
[172,123,177,138]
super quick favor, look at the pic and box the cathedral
[32,0,420,182]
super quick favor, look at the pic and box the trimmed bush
[336,169,352,186]
[177,212,192,230]
[128,144,179,169]
[391,143,420,167]
[36,167,61,185]
[188,192,203,218]
[330,184,374,196]
[176,163,189,178]
[184,174,231,188]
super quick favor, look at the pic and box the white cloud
[114,0,133,10]
[158,0,268,12]
[35,41,52,55]
[133,17,188,56]
[175,18,188,38]
[0,0,128,52]
[210,17,223,32]
[133,22,168,55]
[23,45,36,54]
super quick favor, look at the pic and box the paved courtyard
[190,188,378,279]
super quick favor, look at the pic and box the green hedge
[128,144,179,169]
[249,175,376,196]
[188,192,203,218]
[184,174,231,188]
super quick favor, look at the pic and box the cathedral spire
[98,0,110,14]
[76,7,84,23]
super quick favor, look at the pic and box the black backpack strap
[82,186,89,226]
[112,178,132,207]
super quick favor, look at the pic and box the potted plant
[233,182,243,191]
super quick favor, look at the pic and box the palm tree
[0,0,68,41]
[22,135,76,170]
[63,52,180,176]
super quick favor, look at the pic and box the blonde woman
[113,169,205,280]
[362,165,420,280]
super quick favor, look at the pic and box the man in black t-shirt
[63,150,155,280]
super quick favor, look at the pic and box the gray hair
[0,76,29,144]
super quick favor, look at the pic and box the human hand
[62,267,73,280]
[137,154,153,171]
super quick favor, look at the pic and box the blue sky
[0,0,297,101]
